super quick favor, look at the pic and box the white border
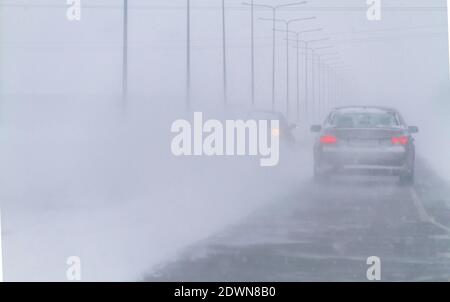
[448,0,450,76]
[0,209,3,282]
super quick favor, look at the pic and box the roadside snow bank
[0,96,312,281]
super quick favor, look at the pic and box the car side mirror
[310,125,322,133]
[408,126,419,134]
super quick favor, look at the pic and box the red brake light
[320,135,337,145]
[391,136,408,145]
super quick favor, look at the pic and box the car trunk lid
[324,128,405,147]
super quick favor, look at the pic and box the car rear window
[328,111,401,129]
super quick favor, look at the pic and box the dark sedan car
[311,106,419,184]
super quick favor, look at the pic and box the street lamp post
[329,67,345,107]
[287,29,324,123]
[244,1,307,110]
[316,53,339,113]
[293,29,322,122]
[266,17,315,119]
[303,38,329,123]
[323,63,343,109]
[327,67,338,108]
[312,48,336,119]
[283,28,322,122]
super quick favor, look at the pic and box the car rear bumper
[321,165,408,176]
[316,146,411,175]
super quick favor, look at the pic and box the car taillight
[391,136,408,145]
[320,135,337,145]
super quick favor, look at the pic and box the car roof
[332,106,399,114]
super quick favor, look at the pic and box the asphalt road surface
[146,159,450,282]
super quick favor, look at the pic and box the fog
[0,0,450,281]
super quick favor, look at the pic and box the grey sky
[0,0,448,117]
